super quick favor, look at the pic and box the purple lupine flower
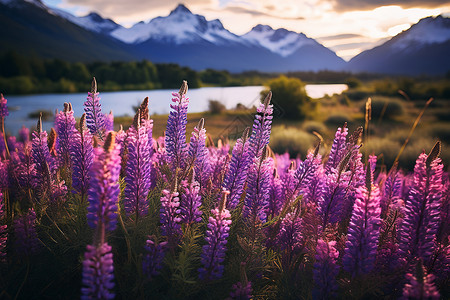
[325,123,348,172]
[14,208,40,257]
[398,142,444,265]
[0,93,8,118]
[31,116,56,201]
[248,92,273,159]
[81,242,115,300]
[266,168,283,219]
[70,114,94,198]
[278,212,303,264]
[313,239,340,299]
[0,192,7,262]
[222,128,251,209]
[293,144,322,197]
[123,111,152,219]
[54,102,76,167]
[368,154,377,180]
[280,162,297,204]
[165,81,189,172]
[342,173,382,277]
[84,78,105,140]
[104,110,114,132]
[318,168,347,226]
[381,164,403,218]
[302,164,325,205]
[159,189,182,245]
[19,125,30,143]
[199,190,232,280]
[87,132,121,235]
[180,179,202,224]
[208,143,230,190]
[0,160,9,190]
[186,118,211,186]
[401,259,440,300]
[142,236,168,279]
[243,150,272,223]
[229,282,253,300]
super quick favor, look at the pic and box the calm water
[5,84,347,135]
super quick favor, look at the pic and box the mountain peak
[170,4,192,15]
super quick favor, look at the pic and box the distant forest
[0,51,449,95]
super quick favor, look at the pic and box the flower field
[0,79,449,299]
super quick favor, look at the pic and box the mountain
[110,5,345,72]
[347,15,450,75]
[0,0,134,62]
[52,10,122,35]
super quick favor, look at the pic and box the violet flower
[54,102,76,168]
[180,179,202,224]
[278,212,303,266]
[165,81,189,172]
[14,208,40,257]
[19,125,30,144]
[243,150,272,223]
[0,93,8,118]
[294,149,322,199]
[84,78,105,140]
[222,128,251,209]
[342,172,382,277]
[312,239,340,299]
[401,259,440,300]
[87,132,121,235]
[0,192,6,262]
[70,114,94,198]
[325,123,348,173]
[199,190,232,280]
[123,111,152,219]
[381,164,403,218]
[397,142,444,265]
[266,168,283,219]
[104,110,114,132]
[142,236,168,279]
[159,189,182,245]
[229,281,253,300]
[186,118,211,185]
[248,92,273,159]
[81,243,115,300]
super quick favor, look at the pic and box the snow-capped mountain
[111,4,241,45]
[347,15,450,74]
[241,25,317,57]
[52,10,122,34]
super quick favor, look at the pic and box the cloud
[330,0,450,11]
[210,5,304,20]
[316,33,363,41]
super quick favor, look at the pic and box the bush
[361,97,405,120]
[325,114,351,127]
[261,75,313,120]
[208,100,226,114]
[269,126,316,158]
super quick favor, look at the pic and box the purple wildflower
[186,118,211,186]
[84,78,105,140]
[165,81,189,172]
[142,236,168,279]
[397,142,444,265]
[70,114,94,198]
[278,211,303,267]
[159,189,182,245]
[325,123,348,172]
[199,190,232,280]
[104,110,114,132]
[381,163,403,218]
[222,128,252,209]
[313,239,340,299]
[280,162,297,205]
[180,179,203,224]
[14,208,40,257]
[54,102,76,167]
[401,259,440,300]
[81,243,115,300]
[243,150,272,223]
[342,172,382,277]
[228,262,252,300]
[0,192,7,262]
[294,144,322,198]
[123,111,152,219]
[19,125,30,143]
[248,92,273,159]
[87,132,121,235]
[0,93,8,118]
[266,168,283,219]
[302,165,325,205]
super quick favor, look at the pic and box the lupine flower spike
[313,239,340,299]
[199,189,232,280]
[84,77,105,141]
[54,102,76,168]
[229,262,253,300]
[0,192,7,262]
[0,93,10,158]
[142,236,168,279]
[248,92,273,159]
[401,259,440,300]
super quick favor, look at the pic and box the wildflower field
[0,79,449,299]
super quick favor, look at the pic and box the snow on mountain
[111,4,241,45]
[51,9,122,34]
[241,24,317,57]
[389,15,450,51]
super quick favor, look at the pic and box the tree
[261,75,313,120]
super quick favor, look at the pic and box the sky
[42,0,450,60]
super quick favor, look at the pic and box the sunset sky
[42,0,450,60]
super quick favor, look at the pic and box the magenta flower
[159,189,182,245]
[14,208,40,258]
[248,92,273,159]
[54,102,76,167]
[325,123,348,172]
[0,93,8,118]
[19,125,30,144]
[187,118,211,185]
[104,110,114,132]
[180,179,202,224]
[84,78,106,140]
[401,259,440,300]
[313,239,340,299]
[142,236,168,279]
[0,192,7,262]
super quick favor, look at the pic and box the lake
[4,84,347,135]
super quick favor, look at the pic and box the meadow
[0,78,449,299]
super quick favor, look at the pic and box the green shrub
[361,97,405,120]
[269,126,316,158]
[208,100,226,114]
[325,114,351,127]
[302,121,327,135]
